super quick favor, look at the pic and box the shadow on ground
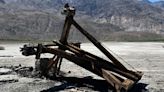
[41,76,148,92]
[129,83,148,92]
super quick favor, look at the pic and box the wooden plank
[101,69,122,91]
[43,48,139,81]
[72,19,128,71]
[59,16,73,44]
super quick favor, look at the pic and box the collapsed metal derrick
[21,4,143,92]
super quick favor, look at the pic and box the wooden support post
[53,41,142,81]
[71,19,128,71]
[42,47,139,91]
[59,16,73,44]
[21,4,143,91]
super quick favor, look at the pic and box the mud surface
[0,42,164,92]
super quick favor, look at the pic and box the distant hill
[0,0,5,4]
[152,1,164,9]
[0,0,164,41]
[136,0,151,3]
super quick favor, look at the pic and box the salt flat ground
[0,42,164,92]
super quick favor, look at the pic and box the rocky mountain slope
[152,1,164,9]
[0,0,164,41]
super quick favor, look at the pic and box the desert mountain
[152,1,164,9]
[0,0,163,41]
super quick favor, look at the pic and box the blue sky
[149,0,164,2]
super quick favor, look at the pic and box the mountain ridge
[0,0,164,41]
[152,1,164,9]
